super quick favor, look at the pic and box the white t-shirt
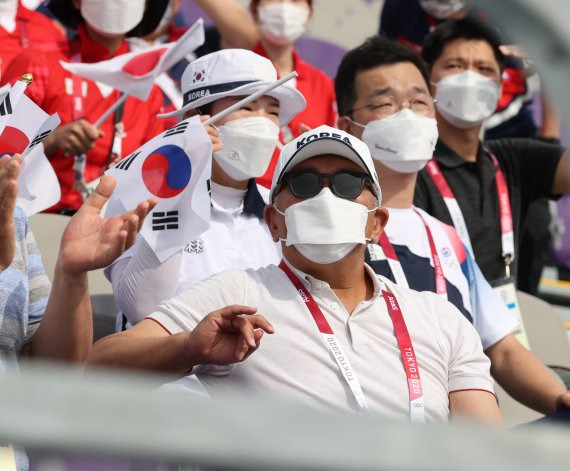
[148,261,495,424]
[367,207,519,350]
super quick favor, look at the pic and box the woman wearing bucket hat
[1,0,170,213]
[106,49,306,334]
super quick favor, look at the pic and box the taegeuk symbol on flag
[105,115,212,262]
[59,18,206,101]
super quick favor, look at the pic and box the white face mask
[419,0,466,19]
[213,116,280,181]
[275,187,374,264]
[434,70,501,129]
[81,0,146,36]
[0,0,18,34]
[258,2,310,46]
[348,109,439,173]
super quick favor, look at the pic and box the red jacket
[0,3,67,74]
[253,42,337,188]
[2,24,166,212]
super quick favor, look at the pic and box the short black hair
[422,16,506,71]
[334,35,431,117]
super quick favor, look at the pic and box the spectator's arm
[195,0,259,49]
[485,333,570,415]
[24,177,155,364]
[551,149,570,194]
[449,390,503,425]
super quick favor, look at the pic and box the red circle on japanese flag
[0,126,29,155]
[141,145,192,198]
[122,48,168,77]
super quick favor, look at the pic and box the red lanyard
[379,210,447,297]
[278,260,425,422]
[425,152,514,276]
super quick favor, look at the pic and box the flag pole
[202,71,298,126]
[94,93,128,128]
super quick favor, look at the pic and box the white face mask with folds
[81,0,146,36]
[213,116,280,181]
[257,2,310,46]
[347,109,439,173]
[434,70,501,129]
[275,187,375,264]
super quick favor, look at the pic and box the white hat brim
[157,79,306,126]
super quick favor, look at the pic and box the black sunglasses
[280,170,373,200]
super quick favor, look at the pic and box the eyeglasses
[280,170,373,200]
[348,94,436,119]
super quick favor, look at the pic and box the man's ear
[370,207,389,244]
[264,204,281,243]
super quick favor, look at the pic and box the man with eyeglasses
[336,35,570,417]
[88,125,501,424]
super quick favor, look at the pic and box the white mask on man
[348,109,439,173]
[213,116,280,181]
[257,2,310,46]
[435,70,501,129]
[81,0,146,36]
[275,187,374,264]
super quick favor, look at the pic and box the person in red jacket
[2,0,169,213]
[249,0,337,188]
[0,0,67,74]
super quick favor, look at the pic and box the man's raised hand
[57,175,157,276]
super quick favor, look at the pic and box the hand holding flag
[105,115,212,262]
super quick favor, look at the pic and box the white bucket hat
[158,48,306,125]
[270,125,382,203]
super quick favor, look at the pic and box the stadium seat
[518,291,570,369]
[495,292,570,426]
[91,294,118,342]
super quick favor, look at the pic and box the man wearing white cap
[90,126,501,424]
[107,49,306,331]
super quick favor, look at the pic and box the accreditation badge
[0,445,17,471]
[492,278,530,349]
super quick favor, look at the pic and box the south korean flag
[105,115,211,262]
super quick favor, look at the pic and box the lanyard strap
[425,153,514,276]
[378,211,447,297]
[486,149,515,267]
[278,260,425,422]
[425,158,474,257]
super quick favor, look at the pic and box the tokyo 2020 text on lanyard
[278,260,425,423]
[425,150,514,278]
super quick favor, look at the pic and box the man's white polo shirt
[148,260,495,424]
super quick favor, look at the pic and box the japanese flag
[105,115,212,262]
[60,18,205,101]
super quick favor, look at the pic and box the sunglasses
[280,170,373,200]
